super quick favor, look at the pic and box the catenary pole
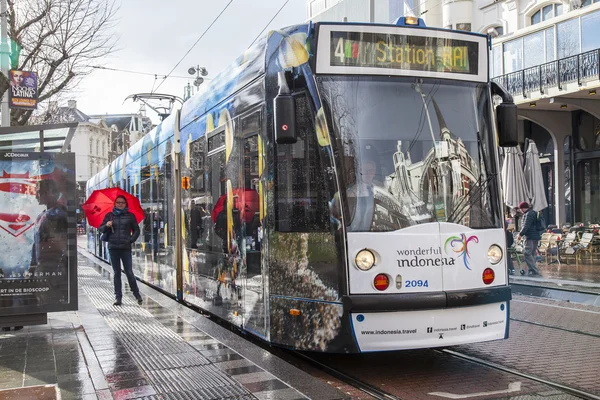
[173,109,183,301]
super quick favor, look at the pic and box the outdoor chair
[538,233,560,264]
[575,232,600,263]
[559,232,579,264]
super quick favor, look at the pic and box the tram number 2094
[405,280,429,288]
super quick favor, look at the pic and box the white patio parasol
[501,146,530,209]
[524,141,548,211]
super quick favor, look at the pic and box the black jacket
[519,209,542,241]
[99,211,140,250]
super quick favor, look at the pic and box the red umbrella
[82,187,144,228]
[211,188,259,224]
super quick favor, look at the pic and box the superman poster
[0,152,77,315]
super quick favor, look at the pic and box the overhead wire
[247,0,291,49]
[153,0,235,93]
[406,0,461,18]
[90,65,195,80]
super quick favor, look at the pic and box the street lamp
[188,65,208,91]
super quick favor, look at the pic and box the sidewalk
[0,251,343,400]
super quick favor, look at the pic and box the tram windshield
[318,76,502,232]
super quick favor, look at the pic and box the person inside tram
[331,157,378,232]
[190,201,202,249]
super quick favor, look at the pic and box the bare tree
[0,0,118,126]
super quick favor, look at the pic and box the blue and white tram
[87,17,518,353]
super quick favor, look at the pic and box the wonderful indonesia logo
[444,234,479,270]
[396,234,479,268]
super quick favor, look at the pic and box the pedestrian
[505,215,516,275]
[152,210,162,258]
[99,195,143,306]
[516,201,541,276]
[143,207,152,252]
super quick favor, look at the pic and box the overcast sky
[76,0,307,123]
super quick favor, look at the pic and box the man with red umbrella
[83,188,144,306]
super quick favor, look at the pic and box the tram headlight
[355,249,375,271]
[487,244,503,265]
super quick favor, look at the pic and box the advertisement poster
[8,70,38,110]
[0,152,77,315]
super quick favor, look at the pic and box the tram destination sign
[316,25,488,82]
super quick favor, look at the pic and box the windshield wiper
[446,173,497,226]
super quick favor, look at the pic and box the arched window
[96,139,99,155]
[490,25,504,36]
[531,3,564,25]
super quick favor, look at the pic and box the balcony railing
[492,48,600,97]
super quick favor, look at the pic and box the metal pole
[1,0,10,127]
[173,109,183,301]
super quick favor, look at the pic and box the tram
[87,16,519,353]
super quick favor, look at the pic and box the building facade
[30,101,112,208]
[88,112,153,163]
[32,101,154,213]
[308,0,600,227]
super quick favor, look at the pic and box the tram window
[241,110,261,137]
[244,136,261,245]
[186,138,206,249]
[275,94,330,232]
[201,150,227,252]
[140,166,152,205]
[208,130,225,152]
[190,139,205,192]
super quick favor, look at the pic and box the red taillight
[482,268,495,285]
[374,274,390,291]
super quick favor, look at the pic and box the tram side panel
[180,81,270,337]
[265,88,355,352]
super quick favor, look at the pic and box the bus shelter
[0,123,78,328]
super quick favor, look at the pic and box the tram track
[287,350,402,400]
[511,282,600,296]
[509,316,600,338]
[439,348,600,400]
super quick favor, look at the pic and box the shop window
[564,136,572,224]
[576,112,600,150]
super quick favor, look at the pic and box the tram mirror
[274,94,297,144]
[496,102,519,147]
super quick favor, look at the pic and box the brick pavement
[511,296,600,336]
[512,294,600,312]
[308,349,559,400]
[455,320,600,396]
[0,253,338,400]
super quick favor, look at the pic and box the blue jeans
[523,239,540,273]
[109,248,140,300]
